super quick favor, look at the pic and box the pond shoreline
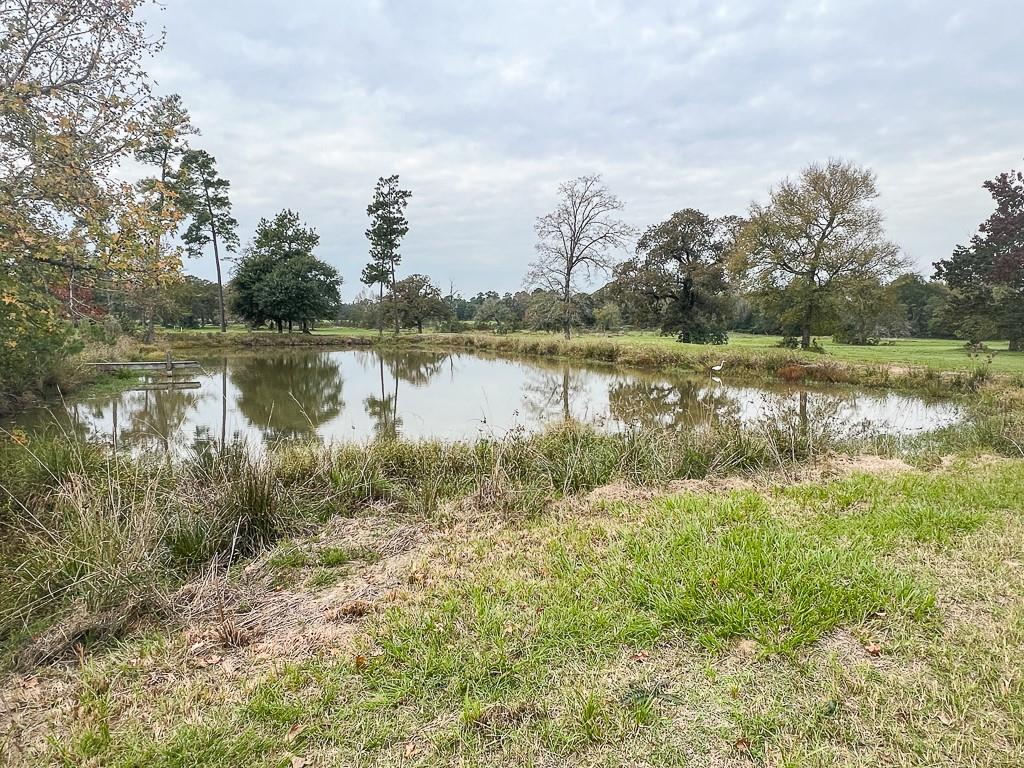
[160,329,1016,398]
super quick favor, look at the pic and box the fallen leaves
[285,723,306,743]
[864,642,882,657]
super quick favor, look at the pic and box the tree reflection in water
[231,352,344,442]
[117,384,207,452]
[607,377,740,430]
[520,364,588,423]
[358,349,450,441]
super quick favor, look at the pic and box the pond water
[6,348,962,453]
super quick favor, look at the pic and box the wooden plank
[89,360,201,370]
[125,381,202,391]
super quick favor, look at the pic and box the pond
[6,347,962,453]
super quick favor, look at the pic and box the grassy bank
[156,327,1024,397]
[3,457,1022,766]
[402,332,1022,396]
[0,414,851,667]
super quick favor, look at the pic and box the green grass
[25,462,1023,766]
[500,330,1024,374]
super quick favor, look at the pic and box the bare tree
[527,175,635,338]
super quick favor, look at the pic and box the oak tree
[731,160,905,349]
[384,273,452,333]
[613,208,738,344]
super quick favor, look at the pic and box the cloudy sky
[143,0,1023,297]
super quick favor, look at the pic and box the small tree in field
[527,175,635,339]
[364,174,412,336]
[180,150,239,332]
[731,159,905,349]
[384,273,452,333]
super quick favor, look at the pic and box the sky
[142,0,1023,299]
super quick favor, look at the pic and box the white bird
[710,360,725,372]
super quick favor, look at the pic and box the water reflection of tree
[375,349,450,387]
[358,350,450,441]
[117,384,205,453]
[520,365,588,423]
[608,378,740,430]
[231,352,344,442]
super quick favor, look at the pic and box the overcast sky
[144,0,1023,298]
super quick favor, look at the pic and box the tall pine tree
[180,150,239,332]
[363,174,411,336]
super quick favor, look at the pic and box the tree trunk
[390,262,400,336]
[1010,338,1023,352]
[378,283,384,337]
[562,278,571,340]
[800,293,815,349]
[276,319,282,333]
[417,321,423,333]
[288,319,292,333]
[205,190,227,333]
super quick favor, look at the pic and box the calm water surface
[7,348,961,453]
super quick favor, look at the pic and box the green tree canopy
[934,162,1024,349]
[731,159,905,349]
[230,210,341,332]
[383,273,452,333]
[613,208,738,344]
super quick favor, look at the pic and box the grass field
[507,331,1024,374]
[161,326,1024,375]
[5,459,1022,766]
